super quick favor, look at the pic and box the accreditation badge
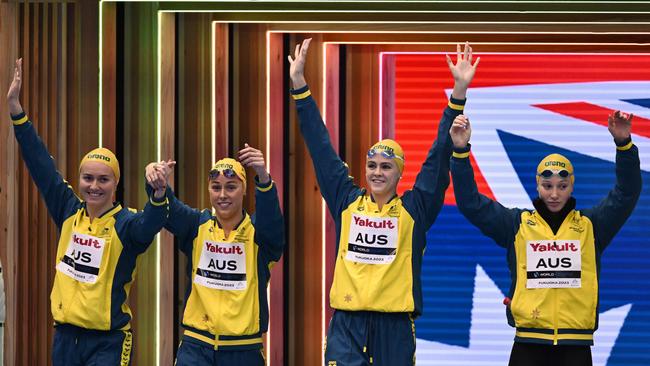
[56,232,106,284]
[526,240,581,288]
[346,214,398,264]
[194,241,247,290]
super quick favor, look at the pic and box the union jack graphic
[384,52,650,365]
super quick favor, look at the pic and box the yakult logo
[205,242,243,255]
[529,242,578,252]
[72,234,102,249]
[353,216,396,230]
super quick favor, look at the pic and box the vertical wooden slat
[28,5,39,364]
[159,11,176,366]
[77,0,99,151]
[287,32,325,366]
[323,42,339,330]
[40,3,50,362]
[381,52,395,139]
[0,2,19,365]
[267,31,285,366]
[214,22,229,161]
[101,1,117,152]
[345,44,380,182]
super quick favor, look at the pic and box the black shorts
[508,341,592,366]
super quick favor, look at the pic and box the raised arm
[239,144,285,261]
[288,39,360,215]
[406,43,480,228]
[7,58,80,228]
[450,115,521,248]
[145,160,201,251]
[583,111,642,251]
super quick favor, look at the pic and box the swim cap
[368,139,405,173]
[79,147,120,182]
[210,158,247,189]
[536,153,574,184]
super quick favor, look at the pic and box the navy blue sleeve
[252,177,285,262]
[145,182,202,253]
[163,188,202,254]
[582,142,642,252]
[123,195,170,253]
[12,114,81,228]
[402,98,464,229]
[291,86,362,216]
[451,147,522,248]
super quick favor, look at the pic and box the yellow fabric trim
[149,196,169,206]
[453,151,470,159]
[617,141,633,151]
[184,330,263,347]
[214,337,263,346]
[515,330,593,342]
[448,101,465,111]
[557,333,594,341]
[515,331,555,341]
[185,330,215,345]
[12,115,29,125]
[256,181,274,192]
[120,331,133,366]
[292,89,312,100]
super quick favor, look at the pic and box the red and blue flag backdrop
[385,52,650,365]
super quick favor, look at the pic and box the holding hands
[145,160,176,198]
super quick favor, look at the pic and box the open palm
[446,42,479,90]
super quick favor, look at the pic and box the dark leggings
[508,342,592,366]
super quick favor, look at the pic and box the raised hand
[446,42,480,100]
[287,38,312,90]
[238,143,269,184]
[7,58,23,116]
[608,110,633,144]
[450,114,472,149]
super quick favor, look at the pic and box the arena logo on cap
[544,161,566,168]
[215,163,234,170]
[86,153,111,162]
[374,144,396,153]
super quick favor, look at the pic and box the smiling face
[209,175,245,222]
[79,161,117,210]
[365,154,401,199]
[537,175,573,213]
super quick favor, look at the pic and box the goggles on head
[367,148,404,161]
[538,169,571,179]
[209,168,238,180]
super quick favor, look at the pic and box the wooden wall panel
[159,11,176,366]
[0,4,19,366]
[287,32,326,366]
[121,3,159,365]
[0,2,99,364]
[175,13,217,350]
[323,42,339,331]
[267,31,286,366]
[344,45,381,191]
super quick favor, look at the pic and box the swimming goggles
[538,169,571,179]
[367,148,404,161]
[209,168,238,180]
